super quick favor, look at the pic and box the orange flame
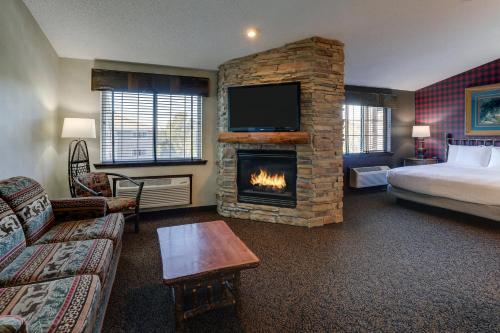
[250,169,286,190]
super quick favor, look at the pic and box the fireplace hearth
[237,150,297,208]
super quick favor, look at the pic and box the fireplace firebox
[237,150,297,208]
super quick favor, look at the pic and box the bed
[387,133,500,221]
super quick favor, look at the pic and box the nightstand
[403,157,438,167]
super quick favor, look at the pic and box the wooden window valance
[345,85,397,108]
[91,69,209,97]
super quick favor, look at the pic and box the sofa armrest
[0,315,27,333]
[51,197,107,223]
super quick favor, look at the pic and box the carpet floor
[102,191,500,332]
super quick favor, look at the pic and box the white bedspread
[387,163,500,206]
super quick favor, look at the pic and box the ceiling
[24,0,500,91]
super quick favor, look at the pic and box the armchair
[73,172,144,233]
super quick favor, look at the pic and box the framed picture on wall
[465,83,500,135]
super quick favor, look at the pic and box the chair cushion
[35,213,124,247]
[75,173,113,198]
[106,197,136,213]
[0,275,100,333]
[0,199,26,272]
[0,177,55,244]
[0,239,113,287]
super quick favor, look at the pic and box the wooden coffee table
[157,220,260,330]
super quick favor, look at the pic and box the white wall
[0,1,217,205]
[0,0,59,195]
[56,58,218,206]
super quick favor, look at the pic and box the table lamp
[61,118,96,197]
[412,125,430,159]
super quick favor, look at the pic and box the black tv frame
[227,81,301,132]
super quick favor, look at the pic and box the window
[101,91,202,163]
[343,105,391,154]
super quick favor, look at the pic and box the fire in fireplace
[237,150,297,207]
[250,169,286,191]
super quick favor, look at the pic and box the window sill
[343,152,394,157]
[94,159,208,169]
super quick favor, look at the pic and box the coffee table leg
[233,272,242,319]
[173,285,185,332]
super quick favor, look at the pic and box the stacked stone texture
[217,37,344,227]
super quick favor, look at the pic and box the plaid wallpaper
[415,58,500,160]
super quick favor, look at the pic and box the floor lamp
[61,118,96,197]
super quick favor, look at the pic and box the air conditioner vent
[355,166,389,173]
[350,166,390,188]
[116,176,191,209]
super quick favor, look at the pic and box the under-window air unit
[115,176,191,209]
[349,166,390,188]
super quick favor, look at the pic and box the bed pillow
[447,144,459,163]
[446,145,491,167]
[487,147,500,169]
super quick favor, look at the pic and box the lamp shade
[412,125,430,138]
[61,118,96,139]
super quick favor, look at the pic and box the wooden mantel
[218,132,310,144]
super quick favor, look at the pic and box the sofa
[0,176,124,333]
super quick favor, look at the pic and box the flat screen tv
[228,82,300,132]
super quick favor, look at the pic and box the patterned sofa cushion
[0,315,27,333]
[0,275,101,333]
[0,199,26,272]
[0,239,113,287]
[50,197,107,223]
[34,213,124,247]
[0,177,54,244]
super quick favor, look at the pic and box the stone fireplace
[217,37,345,227]
[237,150,297,208]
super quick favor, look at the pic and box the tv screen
[228,82,300,132]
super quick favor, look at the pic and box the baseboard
[141,205,217,217]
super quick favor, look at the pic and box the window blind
[343,105,391,154]
[101,91,202,163]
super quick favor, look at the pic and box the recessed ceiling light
[246,28,258,39]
